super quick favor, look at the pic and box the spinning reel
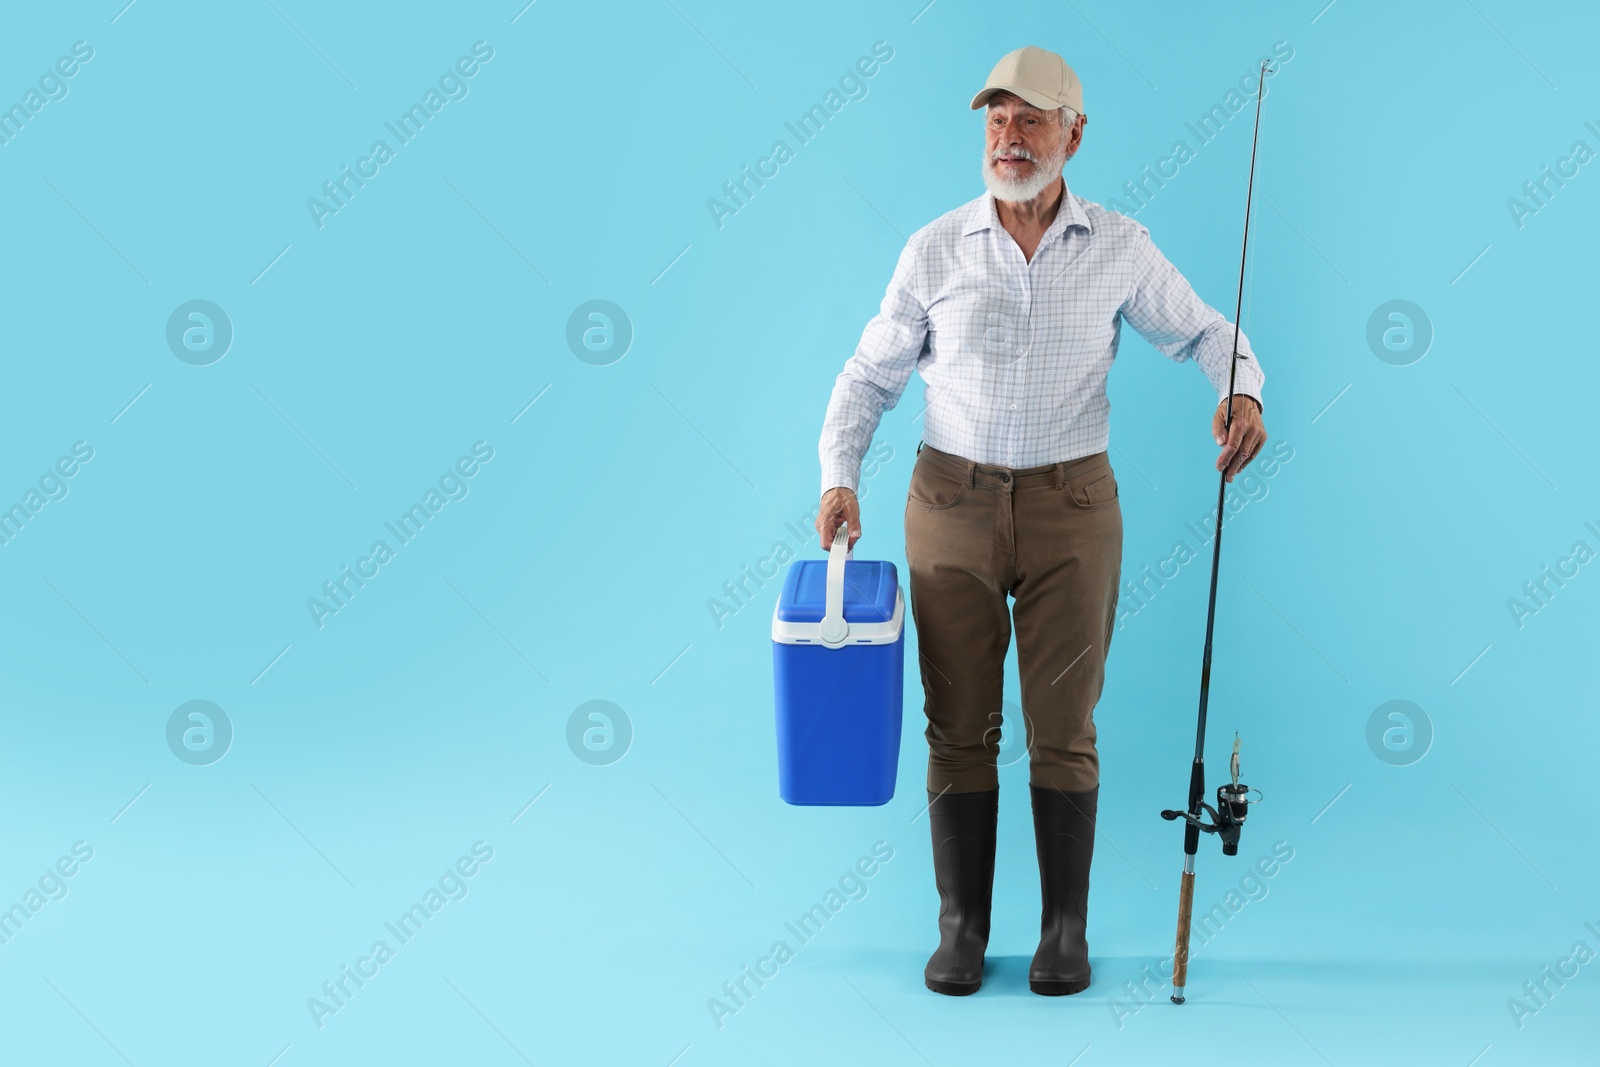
[1161,735,1259,857]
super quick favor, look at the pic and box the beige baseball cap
[969,46,1085,117]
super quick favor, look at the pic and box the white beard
[981,139,1068,203]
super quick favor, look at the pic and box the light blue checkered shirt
[819,185,1265,495]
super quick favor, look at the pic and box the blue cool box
[771,537,905,806]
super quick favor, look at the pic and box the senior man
[815,46,1269,997]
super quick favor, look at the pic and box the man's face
[981,93,1085,202]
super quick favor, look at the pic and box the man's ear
[1064,114,1086,161]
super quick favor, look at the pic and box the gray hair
[986,93,1077,126]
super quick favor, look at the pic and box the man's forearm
[817,233,927,497]
[1193,318,1265,407]
[818,375,890,496]
[1122,226,1267,408]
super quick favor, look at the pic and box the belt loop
[1053,461,1066,490]
[917,440,924,454]
[965,460,977,488]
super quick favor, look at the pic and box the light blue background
[1,1,1596,1064]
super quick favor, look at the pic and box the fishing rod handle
[1171,870,1195,1003]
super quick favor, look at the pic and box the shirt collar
[962,183,1093,242]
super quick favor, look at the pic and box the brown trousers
[903,442,1122,795]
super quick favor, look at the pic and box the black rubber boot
[923,786,999,996]
[1028,783,1097,995]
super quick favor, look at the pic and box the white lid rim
[772,586,905,646]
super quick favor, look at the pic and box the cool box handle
[819,522,853,648]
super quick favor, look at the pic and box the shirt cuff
[821,472,858,496]
[1219,392,1262,413]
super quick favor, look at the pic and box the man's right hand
[817,486,862,552]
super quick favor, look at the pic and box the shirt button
[1009,404,1017,410]
[1014,346,1025,356]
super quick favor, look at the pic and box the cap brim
[969,84,1063,111]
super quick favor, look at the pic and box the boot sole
[1029,974,1091,996]
[925,975,982,996]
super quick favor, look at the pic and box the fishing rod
[1158,59,1272,1005]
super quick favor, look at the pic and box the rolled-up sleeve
[1119,222,1265,411]
[818,233,929,495]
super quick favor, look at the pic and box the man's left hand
[1212,395,1266,483]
